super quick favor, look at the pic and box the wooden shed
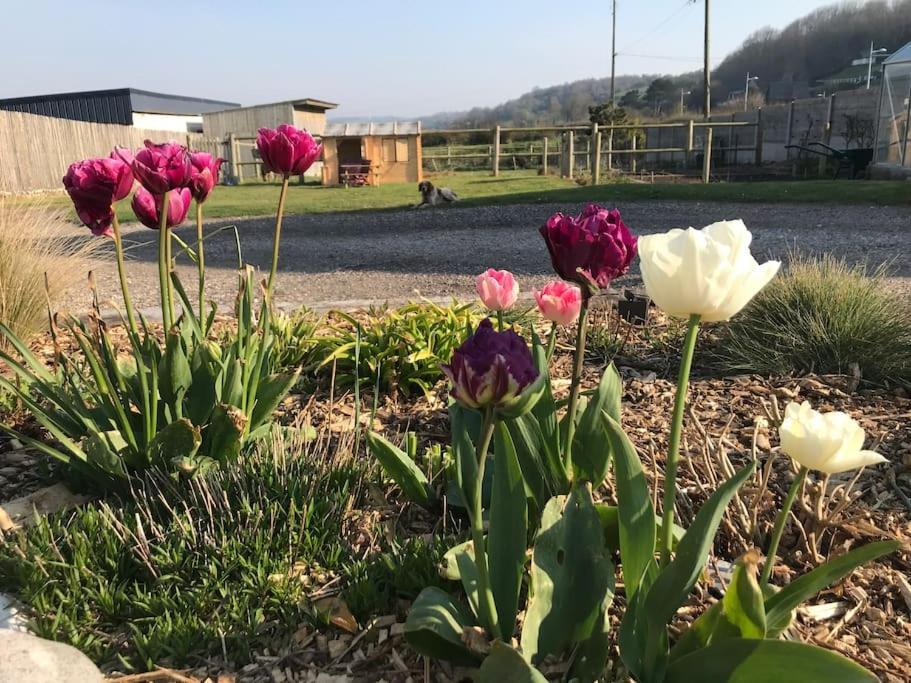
[321,121,422,186]
[201,98,338,138]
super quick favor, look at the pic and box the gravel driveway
[65,200,910,316]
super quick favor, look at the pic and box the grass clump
[718,254,911,384]
[0,200,105,342]
[269,306,323,372]
[0,430,369,672]
[318,301,480,398]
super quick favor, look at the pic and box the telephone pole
[703,0,711,118]
[610,0,618,102]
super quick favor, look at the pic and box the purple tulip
[256,124,322,177]
[131,187,192,230]
[441,319,538,410]
[187,151,224,203]
[62,157,135,236]
[540,203,637,294]
[130,140,192,194]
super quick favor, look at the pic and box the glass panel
[875,62,911,165]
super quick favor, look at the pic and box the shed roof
[207,98,339,115]
[323,121,420,136]
[884,41,911,65]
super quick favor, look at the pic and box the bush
[0,200,105,342]
[0,430,367,671]
[717,254,911,383]
[318,302,481,398]
[269,306,323,372]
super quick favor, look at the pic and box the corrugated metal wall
[0,91,133,125]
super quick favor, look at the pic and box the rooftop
[323,121,421,136]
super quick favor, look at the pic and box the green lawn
[21,171,911,222]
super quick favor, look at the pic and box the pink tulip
[187,151,224,203]
[131,187,192,230]
[130,140,192,194]
[476,269,519,311]
[75,203,115,238]
[62,157,135,236]
[534,281,583,326]
[256,124,322,177]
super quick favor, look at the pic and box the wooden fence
[0,110,207,194]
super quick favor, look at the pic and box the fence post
[631,133,637,173]
[819,94,836,176]
[785,100,795,160]
[686,120,694,169]
[567,130,575,179]
[228,133,240,184]
[606,129,614,171]
[492,126,501,176]
[542,136,549,175]
[591,123,600,184]
[755,108,764,166]
[702,126,713,183]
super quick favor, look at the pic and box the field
[17,172,911,222]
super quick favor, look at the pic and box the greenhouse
[873,41,911,177]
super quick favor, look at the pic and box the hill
[424,0,911,128]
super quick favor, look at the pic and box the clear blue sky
[3,0,836,117]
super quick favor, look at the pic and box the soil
[60,200,911,317]
[2,311,910,681]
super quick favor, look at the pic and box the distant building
[766,79,809,103]
[0,88,239,133]
[201,98,338,139]
[871,41,911,178]
[815,50,891,93]
[321,121,422,187]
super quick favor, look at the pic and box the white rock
[0,593,27,632]
[0,630,103,682]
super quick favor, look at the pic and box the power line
[617,0,695,53]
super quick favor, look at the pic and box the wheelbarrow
[784,142,874,179]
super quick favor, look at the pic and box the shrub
[0,200,105,342]
[717,254,911,384]
[269,306,323,372]
[0,430,367,671]
[318,302,481,398]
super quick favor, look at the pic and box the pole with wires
[703,0,711,119]
[610,0,618,103]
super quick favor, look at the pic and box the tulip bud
[130,140,192,194]
[441,318,542,414]
[540,204,637,295]
[534,281,582,326]
[131,188,192,230]
[256,124,322,177]
[779,401,888,474]
[187,152,225,203]
[476,269,519,311]
[638,220,780,322]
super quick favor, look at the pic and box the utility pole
[744,73,758,111]
[680,89,692,115]
[703,0,711,119]
[867,41,888,89]
[610,0,618,102]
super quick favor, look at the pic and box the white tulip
[638,219,781,322]
[779,401,888,474]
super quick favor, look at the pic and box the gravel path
[64,200,910,316]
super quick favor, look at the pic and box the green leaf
[604,412,656,599]
[83,431,128,478]
[722,555,766,639]
[186,342,220,426]
[441,540,480,619]
[665,639,878,683]
[147,419,201,467]
[404,587,480,667]
[158,330,192,409]
[450,403,480,511]
[641,462,755,682]
[596,503,684,555]
[521,484,614,665]
[204,404,246,463]
[478,641,548,683]
[571,364,622,485]
[668,600,724,663]
[765,540,901,637]
[506,413,556,509]
[366,431,435,508]
[488,422,527,639]
[249,371,299,432]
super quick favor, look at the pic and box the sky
[3,0,839,118]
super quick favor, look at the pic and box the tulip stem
[157,191,173,332]
[659,313,701,567]
[546,321,558,361]
[470,408,502,641]
[266,176,290,303]
[196,201,206,324]
[562,299,590,474]
[496,310,505,332]
[111,213,139,338]
[760,465,808,589]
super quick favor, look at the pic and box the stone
[0,630,103,682]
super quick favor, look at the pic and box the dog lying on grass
[414,180,458,208]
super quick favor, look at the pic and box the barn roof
[884,41,911,65]
[323,121,421,136]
